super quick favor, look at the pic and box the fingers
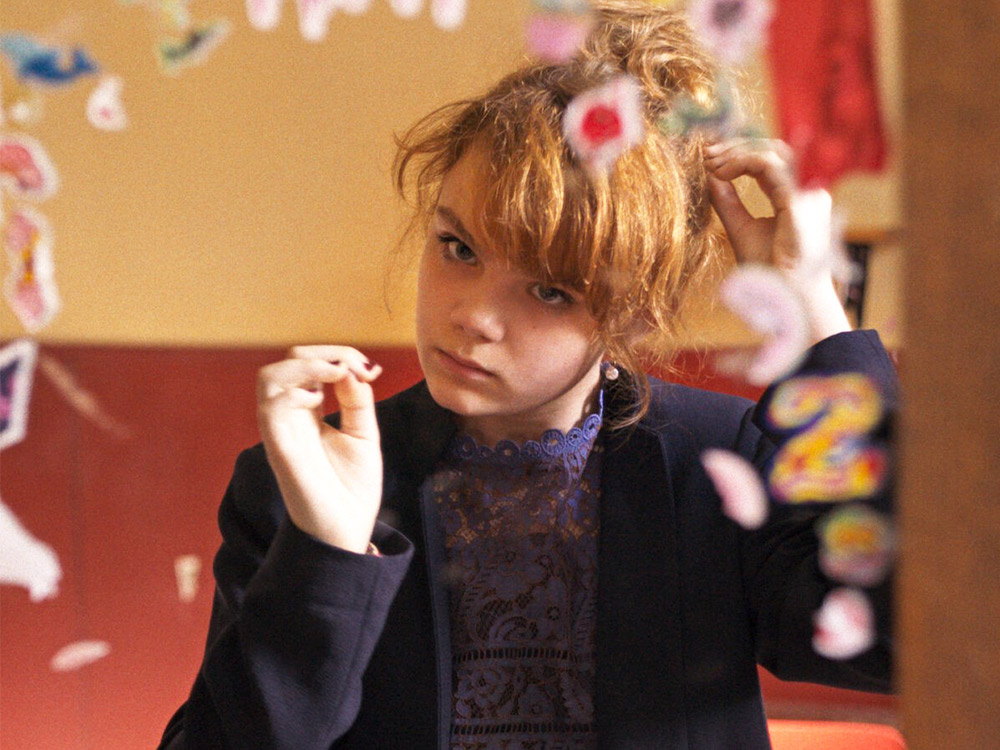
[704,138,796,213]
[257,346,383,421]
[706,173,754,240]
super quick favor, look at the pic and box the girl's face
[415,148,605,445]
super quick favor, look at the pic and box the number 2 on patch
[767,374,887,503]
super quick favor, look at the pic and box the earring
[602,362,620,381]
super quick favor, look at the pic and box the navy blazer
[160,330,896,750]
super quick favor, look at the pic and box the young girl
[160,2,896,748]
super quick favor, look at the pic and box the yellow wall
[2,0,902,349]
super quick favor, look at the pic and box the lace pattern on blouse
[433,406,603,750]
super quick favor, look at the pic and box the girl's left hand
[703,138,851,342]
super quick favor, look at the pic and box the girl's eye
[439,234,476,264]
[530,283,573,306]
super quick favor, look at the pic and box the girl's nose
[450,286,504,342]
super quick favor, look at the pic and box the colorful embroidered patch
[817,504,895,587]
[716,264,810,386]
[0,339,38,451]
[701,448,770,529]
[812,587,875,660]
[767,373,887,503]
[563,75,645,173]
[0,134,59,201]
[0,494,61,602]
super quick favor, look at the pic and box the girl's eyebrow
[435,206,480,249]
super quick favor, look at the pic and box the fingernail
[364,361,377,371]
[329,359,342,366]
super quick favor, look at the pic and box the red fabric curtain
[767,0,889,188]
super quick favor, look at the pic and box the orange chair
[768,720,906,750]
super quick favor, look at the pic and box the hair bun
[575,0,719,119]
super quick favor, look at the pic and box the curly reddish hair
[393,0,731,427]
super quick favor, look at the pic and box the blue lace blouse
[430,403,604,750]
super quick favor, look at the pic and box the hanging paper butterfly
[0,34,98,86]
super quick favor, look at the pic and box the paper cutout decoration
[0,495,61,601]
[768,373,887,503]
[0,34,98,86]
[658,76,761,141]
[0,339,38,451]
[686,0,774,66]
[158,20,232,74]
[295,0,338,41]
[701,448,770,529]
[817,504,895,587]
[812,587,875,660]
[246,0,283,30]
[174,554,202,602]
[87,75,128,131]
[431,0,467,30]
[389,0,425,19]
[0,134,60,201]
[38,355,133,439]
[50,640,111,672]
[3,207,61,333]
[525,0,594,63]
[563,75,645,173]
[715,264,810,386]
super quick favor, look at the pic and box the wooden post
[899,2,1000,747]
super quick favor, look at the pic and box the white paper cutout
[701,448,769,529]
[563,75,645,173]
[86,75,128,131]
[431,0,467,29]
[337,0,374,14]
[0,338,38,450]
[0,496,61,601]
[389,0,424,19]
[716,264,810,386]
[174,554,202,603]
[50,640,111,672]
[246,0,283,30]
[812,587,875,660]
[295,0,337,41]
[686,0,774,66]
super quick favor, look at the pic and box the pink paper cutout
[50,640,111,672]
[563,75,645,173]
[817,504,895,587]
[701,448,770,529]
[525,11,594,63]
[0,495,61,601]
[0,134,59,201]
[716,264,810,386]
[87,75,128,131]
[812,586,875,660]
[3,208,60,333]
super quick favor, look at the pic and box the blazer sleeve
[158,444,414,750]
[734,329,898,693]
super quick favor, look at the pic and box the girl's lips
[436,348,494,379]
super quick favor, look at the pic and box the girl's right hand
[256,346,384,554]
